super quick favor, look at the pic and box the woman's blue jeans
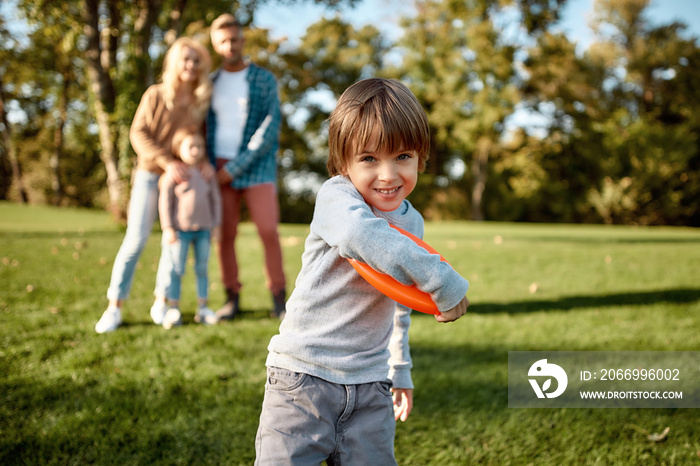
[164,230,211,301]
[106,170,170,301]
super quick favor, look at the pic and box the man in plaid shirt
[207,13,286,320]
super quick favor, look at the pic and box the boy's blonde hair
[161,37,212,119]
[327,78,430,177]
[172,125,205,161]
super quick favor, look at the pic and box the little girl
[159,126,222,328]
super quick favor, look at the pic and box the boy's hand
[435,295,469,323]
[392,388,413,422]
[163,228,178,245]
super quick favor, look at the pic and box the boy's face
[179,135,205,166]
[342,132,419,212]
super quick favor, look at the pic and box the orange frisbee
[347,225,447,315]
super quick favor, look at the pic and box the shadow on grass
[465,288,700,315]
[402,340,700,465]
[410,344,510,413]
[509,235,700,244]
[0,370,264,464]
[116,309,276,329]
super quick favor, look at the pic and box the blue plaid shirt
[206,63,281,189]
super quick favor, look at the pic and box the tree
[273,16,388,222]
[522,0,700,225]
[520,29,610,222]
[0,14,29,203]
[395,0,544,221]
[16,2,87,206]
[6,0,358,219]
[588,0,700,225]
[3,0,699,225]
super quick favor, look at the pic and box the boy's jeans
[164,229,211,301]
[255,367,397,465]
[106,170,170,301]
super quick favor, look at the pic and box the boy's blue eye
[361,155,376,163]
[398,153,412,160]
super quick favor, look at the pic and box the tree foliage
[520,0,700,225]
[396,0,522,220]
[1,0,698,226]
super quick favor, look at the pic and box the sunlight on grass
[1,203,699,464]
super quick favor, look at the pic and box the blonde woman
[96,37,214,333]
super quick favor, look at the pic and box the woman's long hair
[161,37,212,119]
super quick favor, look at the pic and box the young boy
[159,126,222,328]
[254,78,469,465]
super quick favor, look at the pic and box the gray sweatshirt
[266,176,469,388]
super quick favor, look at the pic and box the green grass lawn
[1,201,699,465]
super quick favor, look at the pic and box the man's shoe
[215,289,239,321]
[95,306,122,334]
[271,290,286,320]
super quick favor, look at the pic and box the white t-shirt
[211,68,249,160]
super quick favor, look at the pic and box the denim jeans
[255,367,397,465]
[164,229,211,301]
[106,170,170,301]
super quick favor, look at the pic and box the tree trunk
[470,137,491,221]
[82,0,125,219]
[0,77,28,203]
[51,75,69,206]
[162,0,185,47]
[133,0,160,93]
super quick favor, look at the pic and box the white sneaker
[150,301,168,325]
[95,307,122,334]
[194,306,218,325]
[162,307,182,329]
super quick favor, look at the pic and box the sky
[2,0,697,130]
[556,0,700,51]
[254,0,699,137]
[255,0,700,50]
[2,0,697,49]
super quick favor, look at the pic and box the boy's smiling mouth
[375,186,401,195]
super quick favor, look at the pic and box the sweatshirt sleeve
[311,177,469,313]
[129,86,176,171]
[387,303,413,389]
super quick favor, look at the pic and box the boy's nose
[378,162,398,182]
